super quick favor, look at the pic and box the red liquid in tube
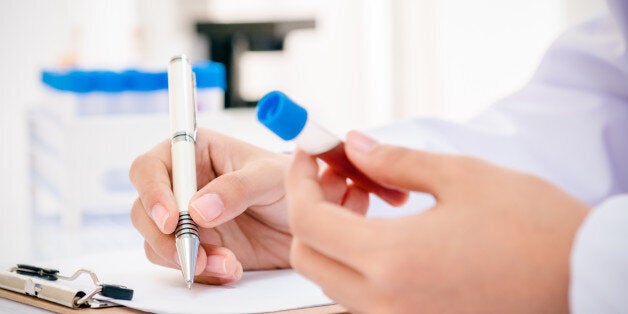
[315,143,408,206]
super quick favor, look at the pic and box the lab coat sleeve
[570,194,628,313]
[368,15,628,208]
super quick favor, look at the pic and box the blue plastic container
[40,61,226,115]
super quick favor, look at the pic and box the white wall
[0,0,70,263]
[391,0,607,122]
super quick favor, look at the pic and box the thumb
[345,130,454,197]
[188,159,286,228]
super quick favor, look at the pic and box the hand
[129,128,292,285]
[287,131,590,313]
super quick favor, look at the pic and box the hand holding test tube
[257,91,408,206]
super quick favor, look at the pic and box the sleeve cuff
[570,194,628,313]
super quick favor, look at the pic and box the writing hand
[130,129,291,284]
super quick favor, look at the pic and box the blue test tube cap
[257,91,308,141]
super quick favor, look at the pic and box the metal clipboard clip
[0,264,133,309]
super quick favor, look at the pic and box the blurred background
[0,0,606,264]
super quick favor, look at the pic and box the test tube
[257,91,408,205]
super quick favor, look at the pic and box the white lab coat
[369,1,628,312]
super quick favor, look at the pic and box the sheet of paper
[33,249,333,314]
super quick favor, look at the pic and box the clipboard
[0,264,348,313]
[0,288,145,314]
[0,264,133,311]
[0,287,347,314]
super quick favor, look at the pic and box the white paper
[31,250,333,314]
[99,268,334,314]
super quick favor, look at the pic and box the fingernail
[206,255,227,275]
[347,131,378,154]
[191,194,224,223]
[150,203,169,232]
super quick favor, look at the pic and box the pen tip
[187,281,193,289]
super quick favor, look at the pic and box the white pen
[167,55,200,289]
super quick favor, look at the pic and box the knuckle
[395,147,419,168]
[371,146,399,171]
[287,202,313,238]
[143,242,158,264]
[217,173,249,199]
[372,146,418,184]
[227,174,249,196]
[129,154,150,183]
[255,158,290,184]
[143,183,168,205]
[130,198,144,229]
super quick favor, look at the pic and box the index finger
[129,139,179,234]
[286,150,374,271]
[345,130,459,197]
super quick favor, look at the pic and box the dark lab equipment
[196,20,316,108]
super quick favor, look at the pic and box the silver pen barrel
[168,54,200,289]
